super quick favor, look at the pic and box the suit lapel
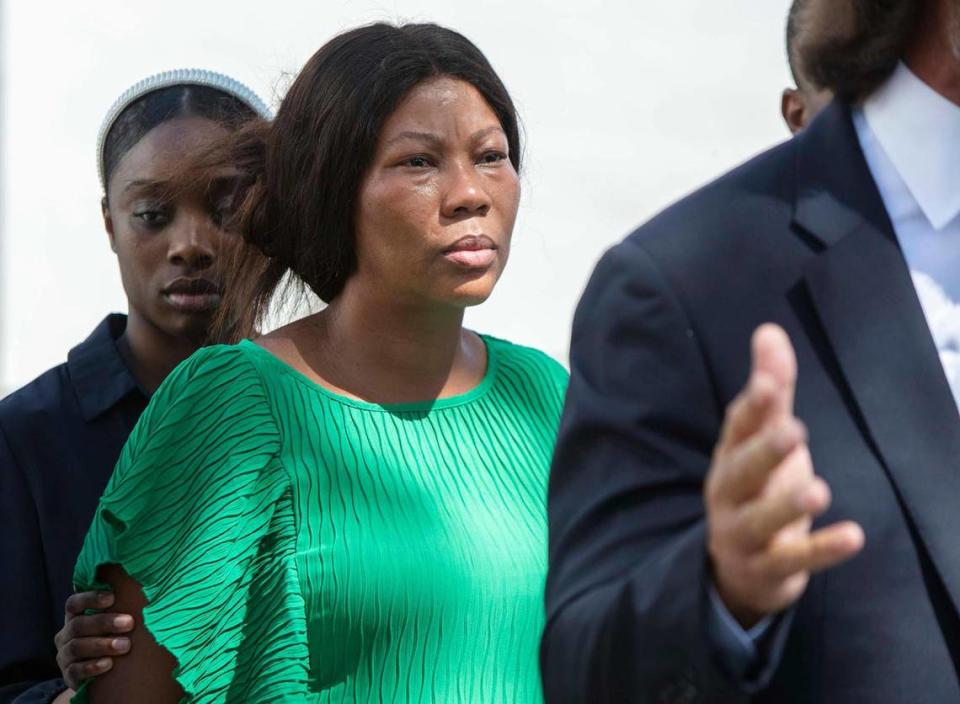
[796,102,960,614]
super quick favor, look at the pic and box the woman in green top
[70,22,567,703]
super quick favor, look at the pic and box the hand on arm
[81,565,183,704]
[705,324,865,628]
[54,592,133,690]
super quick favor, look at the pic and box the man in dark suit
[542,0,960,701]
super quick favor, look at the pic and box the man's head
[793,0,922,101]
[782,0,834,134]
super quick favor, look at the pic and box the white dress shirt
[711,61,960,676]
[855,62,960,409]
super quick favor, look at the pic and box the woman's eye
[133,210,170,227]
[479,151,507,165]
[211,203,232,227]
[403,155,432,168]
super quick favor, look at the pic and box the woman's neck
[120,312,202,395]
[287,285,487,405]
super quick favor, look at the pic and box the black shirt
[0,315,149,703]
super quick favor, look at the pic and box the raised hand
[705,324,864,627]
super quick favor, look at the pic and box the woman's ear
[102,196,117,253]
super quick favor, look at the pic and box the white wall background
[0,0,794,393]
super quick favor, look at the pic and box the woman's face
[354,76,520,309]
[104,116,231,343]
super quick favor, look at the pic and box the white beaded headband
[96,68,272,191]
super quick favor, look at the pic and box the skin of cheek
[356,174,513,309]
[354,177,434,304]
[114,228,167,330]
[113,222,212,340]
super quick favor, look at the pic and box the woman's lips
[443,235,498,269]
[162,278,222,312]
[444,249,497,268]
[163,291,222,312]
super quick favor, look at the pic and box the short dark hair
[207,22,522,341]
[786,0,809,86]
[102,85,258,194]
[793,0,921,100]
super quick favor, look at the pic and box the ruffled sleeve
[72,345,309,702]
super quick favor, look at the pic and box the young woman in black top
[0,69,269,704]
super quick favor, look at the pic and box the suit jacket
[542,101,960,703]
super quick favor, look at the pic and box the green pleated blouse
[72,335,568,703]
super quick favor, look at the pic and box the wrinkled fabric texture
[74,337,567,703]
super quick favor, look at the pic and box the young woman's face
[104,116,231,343]
[354,76,520,309]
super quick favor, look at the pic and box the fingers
[735,474,830,551]
[711,324,804,507]
[717,372,779,454]
[751,323,797,416]
[56,613,134,647]
[61,657,113,690]
[64,591,113,621]
[713,418,807,505]
[716,324,798,453]
[56,624,131,690]
[759,521,865,579]
[59,636,131,664]
[715,324,799,470]
[708,323,857,626]
[712,516,865,626]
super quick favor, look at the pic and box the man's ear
[102,196,117,253]
[781,88,807,136]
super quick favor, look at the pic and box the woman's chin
[443,280,498,307]
[155,308,217,344]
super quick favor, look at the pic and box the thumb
[751,323,797,416]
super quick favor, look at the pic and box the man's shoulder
[624,137,798,267]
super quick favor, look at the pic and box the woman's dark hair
[793,0,921,100]
[102,85,259,194]
[207,22,521,342]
